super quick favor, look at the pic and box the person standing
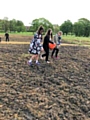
[5,32,9,42]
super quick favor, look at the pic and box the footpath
[0,41,90,47]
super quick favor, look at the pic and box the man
[5,32,9,42]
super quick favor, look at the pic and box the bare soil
[0,35,90,120]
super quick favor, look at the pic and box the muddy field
[0,34,32,42]
[0,37,90,120]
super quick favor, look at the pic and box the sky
[0,0,90,26]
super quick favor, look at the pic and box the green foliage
[0,17,90,37]
[9,19,17,32]
[73,18,90,37]
[53,24,60,33]
[60,20,73,35]
[0,17,26,33]
[73,22,84,36]
[63,35,90,45]
[2,17,9,32]
[30,18,53,33]
[0,19,4,32]
[16,20,26,32]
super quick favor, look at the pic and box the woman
[28,26,44,65]
[41,29,54,63]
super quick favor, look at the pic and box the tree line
[60,18,90,37]
[0,17,25,33]
[0,17,90,37]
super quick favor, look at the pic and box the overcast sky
[0,0,90,26]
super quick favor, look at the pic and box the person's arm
[47,36,54,44]
[35,33,42,47]
[49,40,54,44]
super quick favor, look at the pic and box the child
[41,29,54,63]
[51,31,62,59]
[28,26,44,65]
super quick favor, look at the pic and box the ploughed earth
[0,35,90,120]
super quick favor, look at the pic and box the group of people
[28,26,62,65]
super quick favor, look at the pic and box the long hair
[37,26,44,35]
[46,28,53,39]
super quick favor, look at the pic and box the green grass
[0,32,33,36]
[62,35,90,45]
[0,32,90,46]
[11,32,34,36]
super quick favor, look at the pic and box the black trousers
[6,37,9,41]
[51,47,59,57]
[42,47,49,61]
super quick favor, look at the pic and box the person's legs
[6,38,7,42]
[8,38,9,42]
[42,53,46,57]
[55,48,59,57]
[28,54,37,65]
[35,54,40,65]
[40,48,45,60]
[30,55,37,60]
[42,47,47,58]
[45,49,49,62]
[42,47,50,63]
[51,48,56,57]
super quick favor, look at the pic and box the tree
[16,20,26,32]
[2,17,9,32]
[9,19,17,32]
[73,18,90,37]
[73,22,84,36]
[78,18,90,37]
[53,24,60,33]
[30,18,53,33]
[60,20,73,35]
[0,19,3,32]
[0,17,26,32]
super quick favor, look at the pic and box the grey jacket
[54,34,61,45]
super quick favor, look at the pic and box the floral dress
[29,33,42,54]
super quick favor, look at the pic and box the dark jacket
[43,35,53,49]
[5,33,9,38]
